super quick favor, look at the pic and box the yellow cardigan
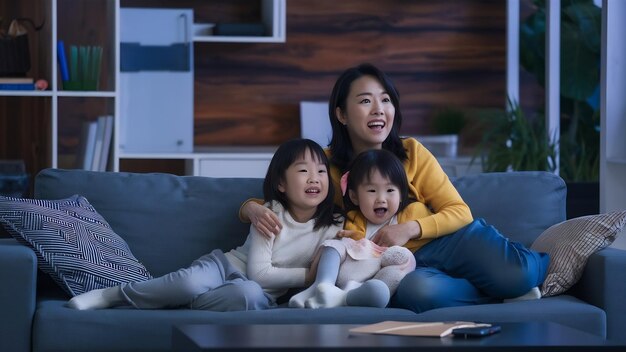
[328,138,473,252]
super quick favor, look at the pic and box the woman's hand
[245,201,282,238]
[371,221,421,247]
[336,229,360,239]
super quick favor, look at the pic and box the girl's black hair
[343,149,414,214]
[263,138,342,230]
[328,63,408,172]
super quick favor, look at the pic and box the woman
[242,63,549,313]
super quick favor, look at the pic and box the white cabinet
[196,147,276,178]
[119,8,194,154]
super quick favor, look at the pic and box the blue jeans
[390,219,549,313]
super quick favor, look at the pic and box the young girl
[243,63,549,313]
[288,149,417,309]
[67,138,343,311]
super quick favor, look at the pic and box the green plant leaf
[518,0,600,182]
[473,99,556,174]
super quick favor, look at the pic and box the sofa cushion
[31,294,605,352]
[414,295,606,338]
[0,194,152,296]
[33,298,417,352]
[453,171,566,246]
[531,211,626,297]
[34,169,264,277]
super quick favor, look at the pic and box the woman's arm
[337,210,367,240]
[404,138,473,239]
[371,139,472,248]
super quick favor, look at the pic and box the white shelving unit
[0,0,120,172]
[121,146,277,178]
[1,0,286,177]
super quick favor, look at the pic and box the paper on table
[349,321,491,338]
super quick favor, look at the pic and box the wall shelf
[192,0,285,43]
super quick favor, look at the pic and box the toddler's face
[278,151,329,221]
[349,169,400,225]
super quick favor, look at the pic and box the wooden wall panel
[192,0,508,146]
[2,0,514,178]
[0,0,50,190]
[0,96,51,195]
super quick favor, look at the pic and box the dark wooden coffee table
[172,321,620,351]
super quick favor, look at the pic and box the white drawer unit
[195,147,276,178]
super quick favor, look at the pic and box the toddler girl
[289,149,417,309]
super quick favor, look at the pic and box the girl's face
[348,169,400,225]
[336,75,395,155]
[278,150,329,223]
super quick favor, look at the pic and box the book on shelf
[91,116,106,171]
[76,121,98,170]
[91,115,114,171]
[0,77,34,84]
[76,115,113,171]
[349,321,492,338]
[98,115,114,171]
[0,83,35,90]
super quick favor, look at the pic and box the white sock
[289,284,319,308]
[305,283,347,309]
[503,286,541,303]
[66,286,124,310]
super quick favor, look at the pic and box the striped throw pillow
[0,194,152,296]
[531,210,626,297]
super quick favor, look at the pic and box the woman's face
[278,150,329,223]
[336,75,395,154]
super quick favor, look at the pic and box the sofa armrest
[570,247,626,343]
[0,238,37,352]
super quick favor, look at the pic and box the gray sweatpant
[120,249,273,311]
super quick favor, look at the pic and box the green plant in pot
[416,107,467,158]
[432,107,467,136]
[520,0,601,182]
[474,99,557,173]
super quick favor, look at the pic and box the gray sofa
[1,168,625,352]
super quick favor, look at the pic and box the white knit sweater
[225,201,343,300]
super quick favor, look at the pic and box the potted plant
[473,99,557,174]
[520,0,601,217]
[416,107,467,158]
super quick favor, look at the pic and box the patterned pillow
[531,210,626,297]
[0,194,152,296]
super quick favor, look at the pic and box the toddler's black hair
[343,149,413,214]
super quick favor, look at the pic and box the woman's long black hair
[263,138,342,229]
[328,63,408,172]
